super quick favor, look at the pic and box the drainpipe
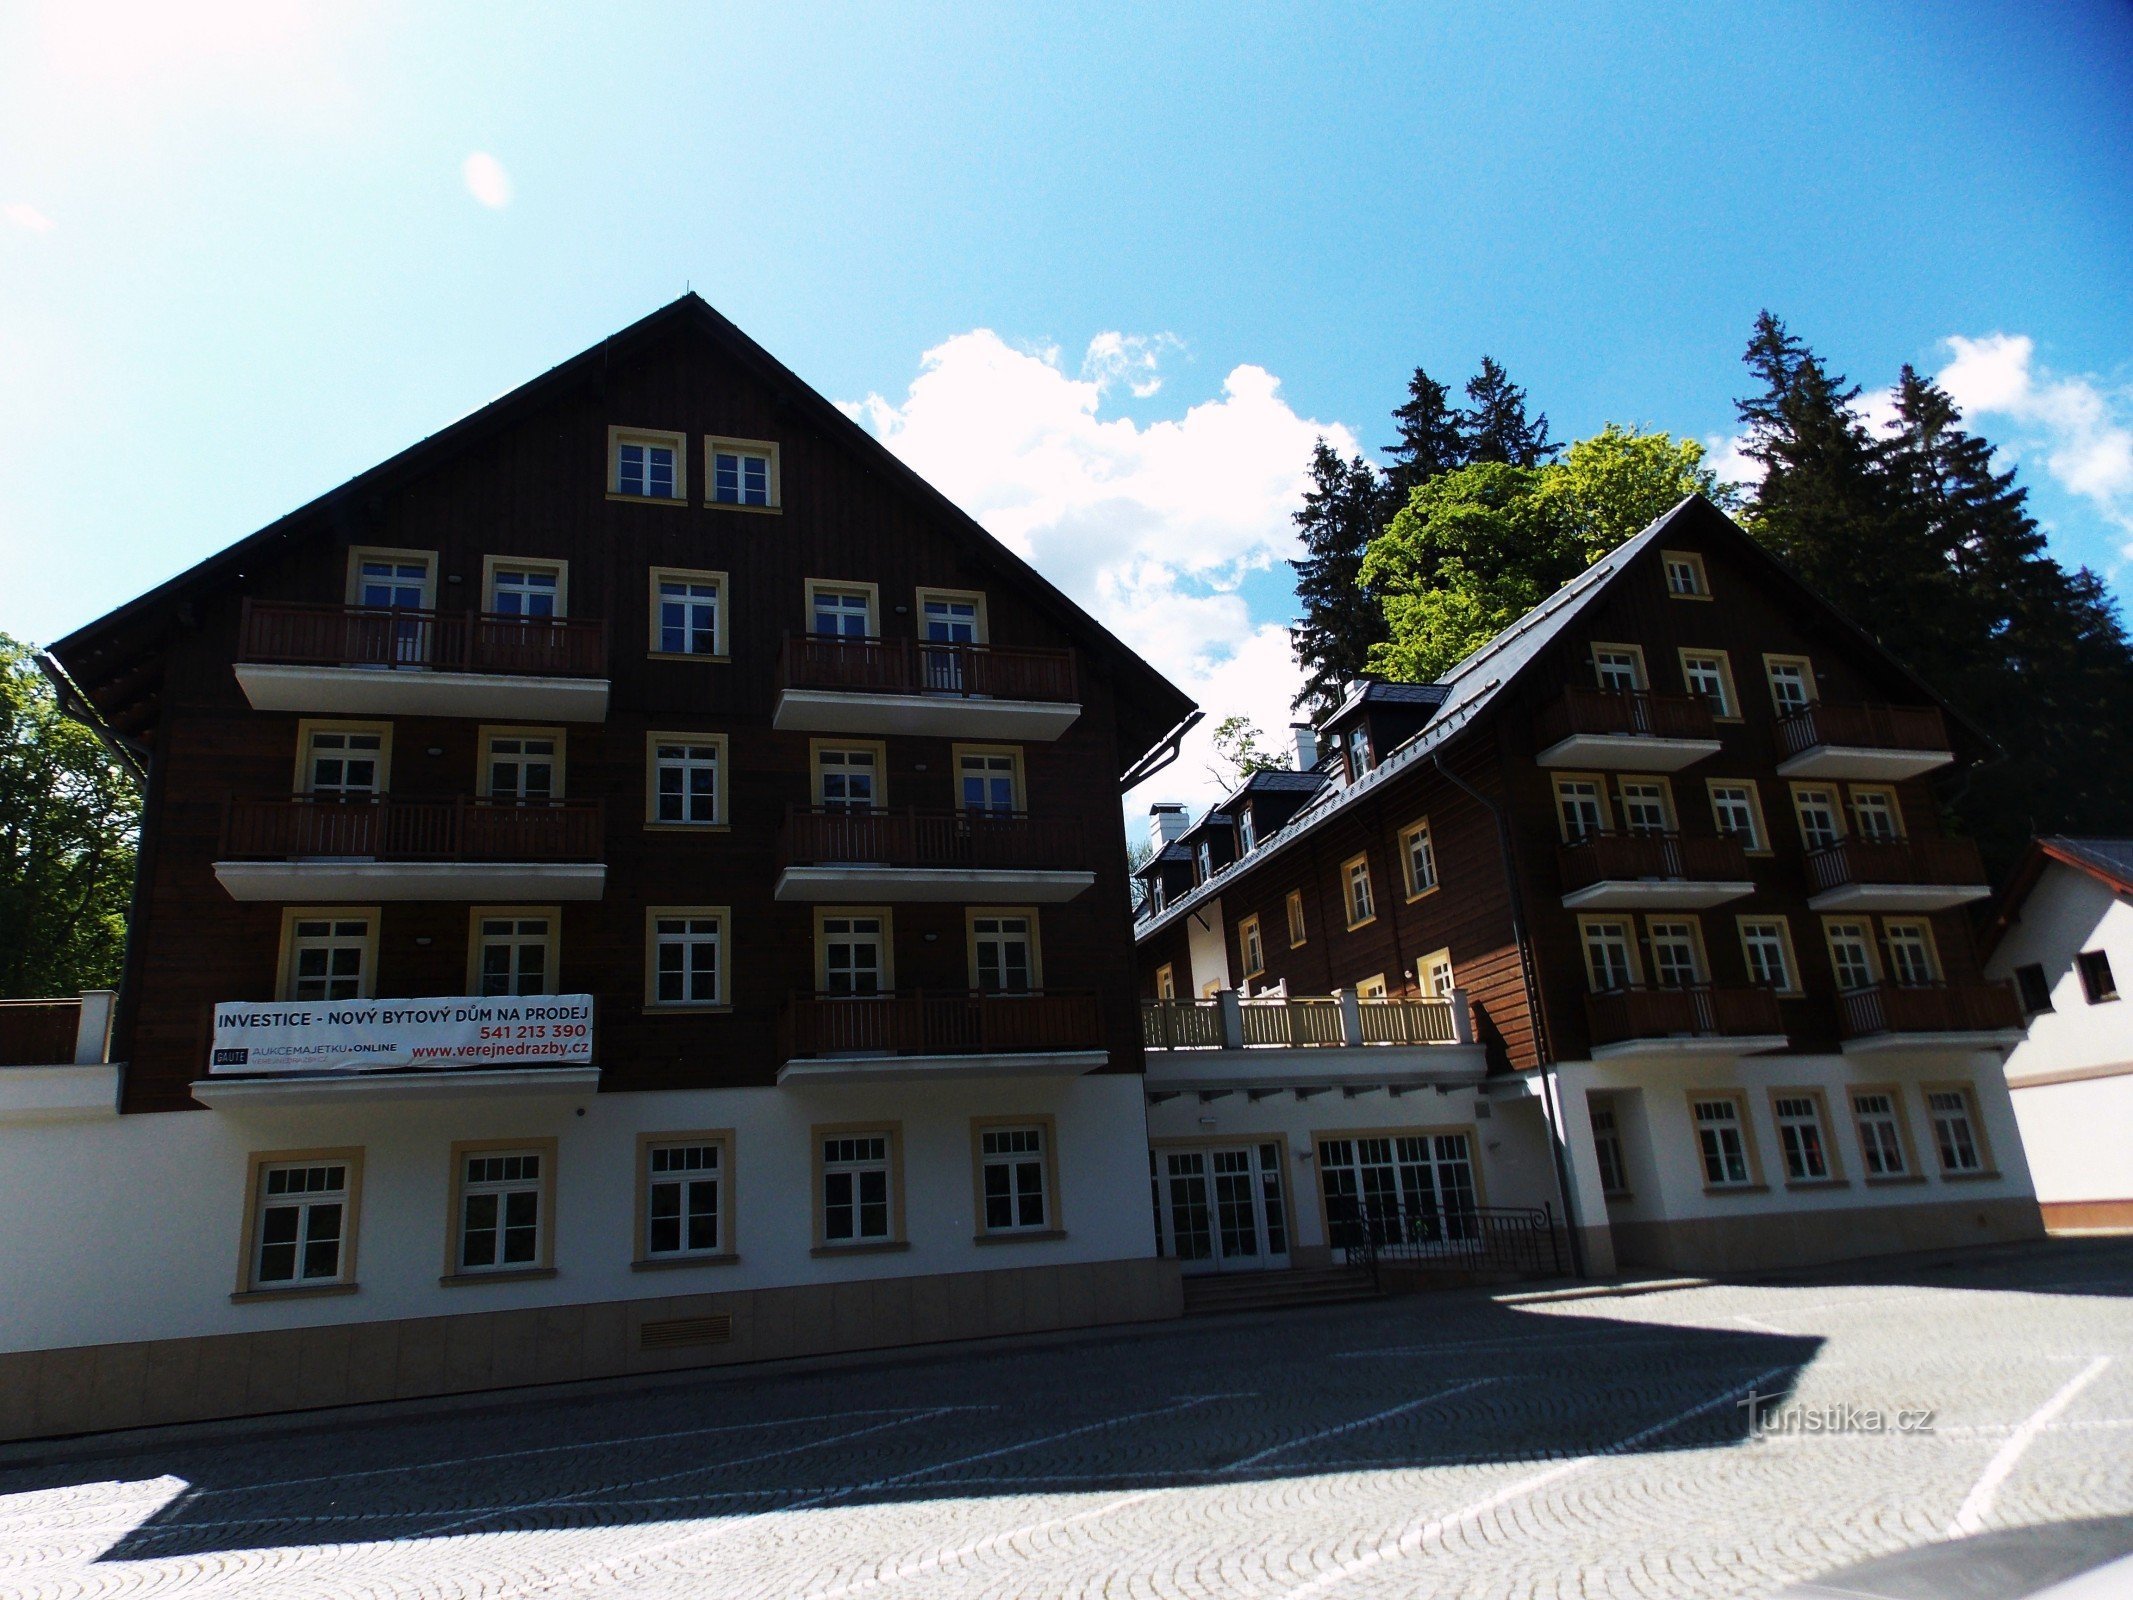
[1433,750,1586,1279]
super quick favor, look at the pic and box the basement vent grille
[640,1313,734,1351]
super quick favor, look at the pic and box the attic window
[610,428,686,501]
[1662,550,1710,599]
[708,438,780,509]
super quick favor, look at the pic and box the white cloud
[846,330,1356,810]
[1940,333,2133,543]
[3,203,54,234]
[462,152,513,209]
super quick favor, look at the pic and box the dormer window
[610,428,686,501]
[1151,878,1167,913]
[1345,725,1371,780]
[1195,841,1212,882]
[708,437,780,509]
[1238,807,1257,854]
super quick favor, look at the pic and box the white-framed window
[1239,914,1266,980]
[1286,889,1307,948]
[1237,806,1257,854]
[1825,919,1879,993]
[1399,818,1438,898]
[1765,656,1816,714]
[303,727,385,798]
[1680,651,1736,717]
[1593,645,1646,693]
[1739,919,1798,994]
[456,1149,545,1273]
[707,437,779,508]
[648,909,725,1008]
[487,561,564,619]
[1709,781,1765,851]
[1589,1102,1628,1195]
[821,1133,893,1244]
[1556,777,1608,841]
[1772,1094,1832,1181]
[1793,786,1842,850]
[485,731,559,802]
[643,1139,724,1259]
[1155,962,1176,1000]
[350,549,435,611]
[1850,788,1902,841]
[1926,1088,1984,1174]
[956,747,1022,814]
[809,583,876,639]
[1851,1091,1910,1177]
[819,911,890,995]
[282,913,375,1001]
[1646,918,1705,988]
[1693,1097,1752,1187]
[1344,724,1372,780]
[1617,779,1673,836]
[815,743,883,812]
[1196,840,1213,882]
[611,429,683,500]
[250,1158,354,1289]
[979,1125,1051,1234]
[1343,854,1376,928]
[651,569,725,657]
[1422,947,1456,997]
[649,737,724,826]
[474,911,554,997]
[971,912,1037,994]
[1883,919,1941,987]
[1582,918,1638,992]
[1663,550,1710,598]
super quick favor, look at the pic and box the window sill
[1863,1172,1927,1187]
[642,823,733,834]
[643,1004,734,1016]
[632,1252,740,1272]
[1242,970,1266,984]
[974,1228,1067,1246]
[439,1267,557,1287]
[1783,1178,1851,1191]
[703,501,783,515]
[1601,1190,1633,1203]
[646,652,733,665]
[231,1282,359,1304]
[811,1239,910,1258]
[1405,886,1440,905]
[1668,593,1715,602]
[1936,1169,2003,1183]
[606,492,688,507]
[1345,917,1378,933]
[1703,1183,1770,1197]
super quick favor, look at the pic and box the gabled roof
[1985,837,2133,954]
[46,294,1194,768]
[1322,679,1450,727]
[1136,494,1997,943]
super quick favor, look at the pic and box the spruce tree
[1384,366,1469,503]
[1289,440,1391,718]
[1460,356,1558,467]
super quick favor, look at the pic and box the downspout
[1433,749,1587,1279]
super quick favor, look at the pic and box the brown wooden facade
[50,297,1192,1114]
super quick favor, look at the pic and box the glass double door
[1155,1144,1290,1275]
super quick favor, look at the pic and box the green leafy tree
[1460,356,1558,467]
[1288,440,1391,717]
[0,635,139,996]
[1206,715,1284,790]
[1361,429,1724,682]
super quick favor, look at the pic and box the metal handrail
[1330,1199,1564,1288]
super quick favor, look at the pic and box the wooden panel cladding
[780,807,1084,871]
[778,636,1078,702]
[240,601,608,678]
[781,991,1103,1059]
[0,1001,81,1067]
[1804,836,1988,895]
[1584,986,1783,1046]
[222,797,605,862]
[1837,982,2020,1039]
[639,1313,735,1350]
[1775,702,1951,760]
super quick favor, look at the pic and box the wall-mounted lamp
[923,932,940,943]
[1197,1115,1216,1127]
[893,603,910,615]
[426,747,444,757]
[446,573,465,585]
[414,936,433,947]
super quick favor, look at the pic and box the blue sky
[4,2,2128,804]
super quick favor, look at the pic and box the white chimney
[1148,803,1190,851]
[1291,723,1320,771]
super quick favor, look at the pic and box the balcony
[1805,836,1992,912]
[773,636,1082,741]
[234,601,610,722]
[0,992,118,1123]
[1533,687,1721,772]
[776,990,1108,1084]
[1583,985,1788,1061]
[214,796,607,901]
[1838,982,2023,1056]
[190,992,600,1107]
[1139,990,1486,1093]
[775,806,1094,903]
[1774,702,1954,780]
[1558,833,1754,910]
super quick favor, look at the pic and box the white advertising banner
[209,995,595,1075]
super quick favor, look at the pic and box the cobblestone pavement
[4,1239,2131,1599]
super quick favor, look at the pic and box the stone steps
[1181,1265,1382,1316]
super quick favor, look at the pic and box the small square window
[2078,950,2118,1004]
[1662,551,1710,598]
[610,428,686,500]
[2014,963,2053,1016]
[706,437,780,509]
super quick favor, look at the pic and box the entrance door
[920,597,980,693]
[1155,1144,1290,1275]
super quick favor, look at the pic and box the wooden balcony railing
[1142,998,1228,1050]
[1775,702,1950,761]
[780,806,1085,871]
[1804,836,1988,895]
[0,1000,82,1067]
[1558,832,1751,892]
[782,990,1103,1058]
[1535,685,1719,748]
[1584,985,1785,1047]
[221,796,605,861]
[1838,982,2021,1040]
[778,635,1078,703]
[1141,994,1460,1050]
[239,600,608,678]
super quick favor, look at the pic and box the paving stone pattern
[3,1239,2131,1599]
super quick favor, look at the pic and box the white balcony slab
[1562,879,1754,911]
[1840,1030,2022,1058]
[777,1050,1107,1086]
[1142,1043,1487,1094]
[191,1066,602,1108]
[1808,881,1991,913]
[234,663,610,723]
[215,860,606,902]
[1587,1034,1789,1063]
[1534,734,1721,773]
[0,1064,121,1123]
[774,866,1094,903]
[1776,745,1954,781]
[773,689,1082,742]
